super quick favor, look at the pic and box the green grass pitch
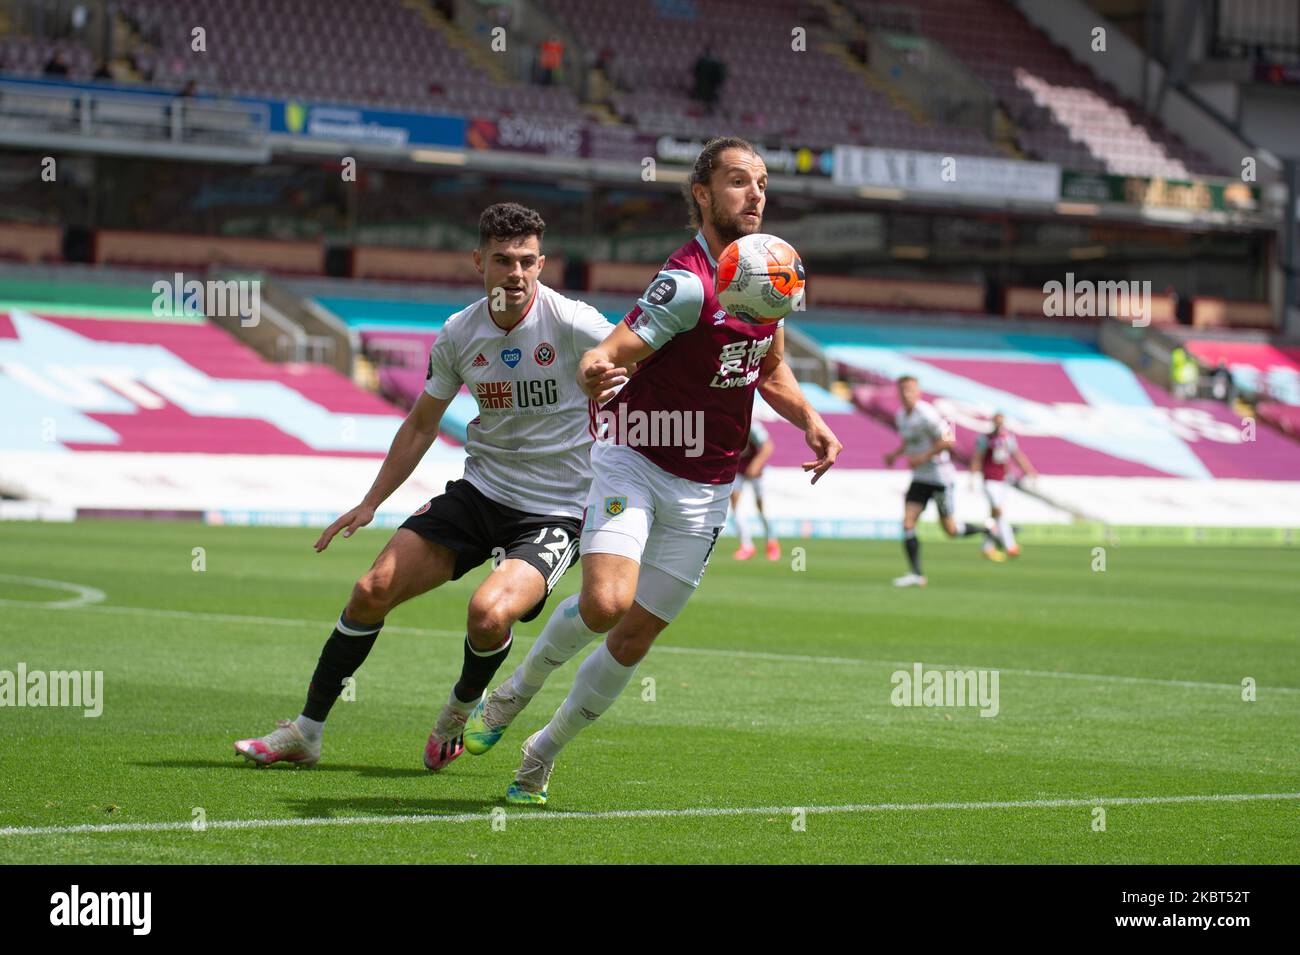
[1,519,1296,864]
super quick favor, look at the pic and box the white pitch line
[12,600,1300,695]
[0,574,105,610]
[3,791,1297,838]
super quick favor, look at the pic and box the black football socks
[453,633,513,705]
[904,528,923,575]
[302,612,383,722]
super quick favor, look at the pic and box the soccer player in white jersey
[463,137,842,804]
[970,411,1038,558]
[730,418,778,560]
[234,203,613,770]
[884,375,999,586]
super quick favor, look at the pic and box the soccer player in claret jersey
[463,136,843,804]
[234,203,612,771]
[731,419,779,561]
[970,411,1038,558]
[885,375,1001,587]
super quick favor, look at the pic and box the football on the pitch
[715,233,805,324]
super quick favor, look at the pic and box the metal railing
[0,80,269,154]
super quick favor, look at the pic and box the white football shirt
[895,400,956,486]
[424,282,613,518]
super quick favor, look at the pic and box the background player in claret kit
[462,136,842,804]
[234,203,613,771]
[730,418,779,561]
[885,375,1000,587]
[970,412,1038,558]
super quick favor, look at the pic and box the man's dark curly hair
[478,202,546,249]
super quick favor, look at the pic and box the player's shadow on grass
[283,795,501,817]
[136,758,431,779]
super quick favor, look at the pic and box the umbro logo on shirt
[713,309,728,325]
[472,353,489,367]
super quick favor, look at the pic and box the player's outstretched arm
[314,392,453,552]
[578,322,654,403]
[757,329,841,484]
[1014,449,1038,480]
[969,446,985,488]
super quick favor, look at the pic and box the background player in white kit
[884,375,999,587]
[730,418,778,561]
[234,203,612,771]
[970,411,1038,558]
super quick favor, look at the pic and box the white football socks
[531,642,637,763]
[737,515,753,548]
[510,594,601,698]
[294,714,324,742]
[998,517,1017,550]
[446,686,477,714]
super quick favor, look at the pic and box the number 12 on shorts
[533,526,572,570]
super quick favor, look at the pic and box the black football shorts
[400,479,582,622]
[904,480,955,519]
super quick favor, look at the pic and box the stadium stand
[804,320,1300,480]
[1185,340,1300,407]
[0,35,95,80]
[117,0,585,120]
[0,0,1229,176]
[846,0,1222,174]
[0,306,400,456]
[542,0,1000,154]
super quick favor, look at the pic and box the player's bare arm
[314,391,453,552]
[1014,448,1038,479]
[747,437,775,478]
[757,328,841,483]
[578,322,654,402]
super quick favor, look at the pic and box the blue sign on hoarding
[262,99,466,149]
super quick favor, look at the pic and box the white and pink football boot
[423,703,468,771]
[235,719,320,767]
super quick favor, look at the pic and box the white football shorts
[984,479,1009,511]
[581,440,731,621]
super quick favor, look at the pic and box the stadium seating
[541,0,1001,154]
[845,0,1222,175]
[802,320,1300,480]
[0,35,95,80]
[115,0,584,120]
[1185,340,1300,406]
[0,0,1221,177]
[0,306,401,455]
